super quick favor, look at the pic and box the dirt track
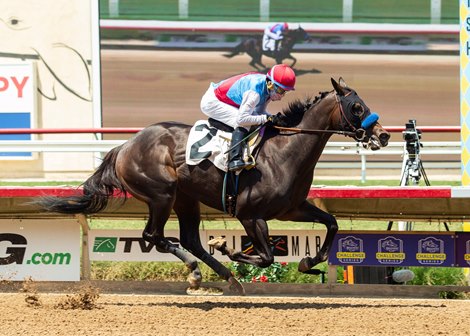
[1,292,468,336]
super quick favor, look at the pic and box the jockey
[200,64,296,171]
[262,22,289,52]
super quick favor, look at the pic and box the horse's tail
[36,145,126,215]
[223,41,245,58]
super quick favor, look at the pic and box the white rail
[0,140,460,154]
[0,140,460,181]
[0,140,123,152]
[101,20,458,35]
[322,141,461,156]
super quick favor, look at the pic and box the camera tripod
[398,142,430,187]
[390,142,429,230]
[386,120,448,231]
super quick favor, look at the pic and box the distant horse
[223,26,310,70]
[35,78,390,295]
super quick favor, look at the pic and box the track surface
[1,293,468,336]
[101,50,459,143]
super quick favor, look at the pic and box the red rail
[0,186,454,199]
[0,126,461,135]
[0,128,142,134]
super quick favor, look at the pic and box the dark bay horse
[223,27,310,70]
[36,78,390,295]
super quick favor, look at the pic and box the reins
[273,92,362,139]
[273,126,356,137]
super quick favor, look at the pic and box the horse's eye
[351,103,364,116]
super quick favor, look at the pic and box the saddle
[186,119,263,172]
[186,119,265,216]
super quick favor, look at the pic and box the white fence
[0,140,459,154]
[0,140,460,181]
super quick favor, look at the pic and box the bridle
[273,91,374,141]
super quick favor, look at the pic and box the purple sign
[455,232,470,267]
[329,232,455,267]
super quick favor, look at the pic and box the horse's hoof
[228,276,245,296]
[187,272,202,290]
[155,246,169,253]
[298,257,314,273]
[208,237,227,250]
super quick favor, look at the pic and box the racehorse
[223,26,310,70]
[35,78,390,295]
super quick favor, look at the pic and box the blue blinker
[361,113,379,129]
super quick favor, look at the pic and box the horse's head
[286,26,311,43]
[331,78,390,150]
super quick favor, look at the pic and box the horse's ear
[331,78,346,95]
[339,77,349,88]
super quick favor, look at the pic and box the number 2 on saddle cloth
[185,119,263,217]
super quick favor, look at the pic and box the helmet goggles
[273,84,286,95]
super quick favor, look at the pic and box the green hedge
[99,0,458,24]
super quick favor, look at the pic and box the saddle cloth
[185,120,262,172]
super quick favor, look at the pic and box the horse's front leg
[286,54,297,68]
[278,200,338,272]
[208,218,274,268]
[275,54,284,65]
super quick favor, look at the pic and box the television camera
[399,119,429,186]
[403,119,422,156]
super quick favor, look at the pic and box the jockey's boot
[228,127,249,171]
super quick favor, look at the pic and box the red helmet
[267,64,296,91]
[283,22,289,30]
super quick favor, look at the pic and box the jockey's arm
[236,91,269,127]
[266,30,284,41]
[264,27,283,40]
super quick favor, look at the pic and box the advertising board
[329,231,456,267]
[0,62,35,158]
[0,219,80,281]
[89,229,326,263]
[455,232,470,267]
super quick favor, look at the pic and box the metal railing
[0,139,460,180]
[0,127,461,181]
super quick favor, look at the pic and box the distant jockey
[262,22,289,52]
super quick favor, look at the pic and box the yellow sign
[461,1,470,185]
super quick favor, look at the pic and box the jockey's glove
[266,113,283,127]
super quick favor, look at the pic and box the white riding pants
[262,35,276,51]
[200,84,241,130]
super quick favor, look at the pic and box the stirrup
[228,159,248,171]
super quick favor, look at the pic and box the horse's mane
[276,91,330,127]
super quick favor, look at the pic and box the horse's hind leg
[247,51,266,71]
[117,143,205,290]
[173,193,245,295]
[249,59,264,71]
[142,200,204,289]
